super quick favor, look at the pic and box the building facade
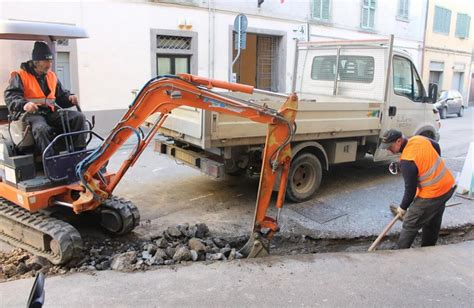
[0,0,448,130]
[422,0,474,104]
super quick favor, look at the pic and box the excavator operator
[4,41,86,154]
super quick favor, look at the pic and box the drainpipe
[208,0,215,78]
[420,0,429,83]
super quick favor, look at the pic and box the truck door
[374,55,427,161]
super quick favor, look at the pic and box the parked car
[435,90,465,119]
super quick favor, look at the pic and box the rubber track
[0,198,83,265]
[100,196,140,235]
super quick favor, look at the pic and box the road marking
[189,193,214,201]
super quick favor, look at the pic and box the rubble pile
[0,249,66,281]
[0,223,247,281]
[104,223,245,272]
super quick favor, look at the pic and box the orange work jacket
[400,136,455,199]
[13,69,57,110]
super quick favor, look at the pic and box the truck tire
[286,153,322,203]
[224,159,245,176]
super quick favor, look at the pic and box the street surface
[110,107,474,239]
[1,241,472,307]
[0,107,473,307]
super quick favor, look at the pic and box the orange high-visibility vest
[400,136,455,199]
[12,69,57,110]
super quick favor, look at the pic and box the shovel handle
[368,213,402,252]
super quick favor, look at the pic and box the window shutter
[456,14,471,38]
[434,6,451,34]
[313,0,321,19]
[362,7,369,28]
[322,0,330,21]
[398,0,403,17]
[369,9,375,28]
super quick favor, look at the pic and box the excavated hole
[1,223,473,283]
[269,225,474,256]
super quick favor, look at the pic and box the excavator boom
[74,74,298,256]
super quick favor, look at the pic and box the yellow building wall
[422,0,474,103]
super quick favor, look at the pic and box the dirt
[1,223,472,283]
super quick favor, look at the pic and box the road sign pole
[230,16,242,82]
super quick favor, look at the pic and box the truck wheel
[457,106,464,117]
[440,107,447,119]
[224,159,245,176]
[286,153,322,203]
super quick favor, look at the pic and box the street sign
[233,14,248,32]
[233,14,247,50]
[293,24,308,42]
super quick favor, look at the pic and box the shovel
[368,212,402,252]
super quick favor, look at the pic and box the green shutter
[434,6,451,34]
[313,0,321,19]
[398,0,404,17]
[322,0,330,21]
[456,14,471,38]
[362,7,369,28]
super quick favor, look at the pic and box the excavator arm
[73,74,297,257]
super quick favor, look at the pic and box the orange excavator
[0,72,297,264]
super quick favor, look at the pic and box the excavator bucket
[239,232,270,258]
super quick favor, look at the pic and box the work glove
[397,207,406,218]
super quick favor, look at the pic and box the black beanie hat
[32,41,53,61]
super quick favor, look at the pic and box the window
[455,13,471,38]
[361,0,376,30]
[157,35,192,50]
[151,30,197,77]
[311,55,374,83]
[312,0,330,22]
[433,6,451,34]
[393,56,424,102]
[397,0,409,20]
[157,55,190,75]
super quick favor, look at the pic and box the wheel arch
[291,141,329,171]
[415,126,438,141]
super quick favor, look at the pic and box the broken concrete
[110,251,138,272]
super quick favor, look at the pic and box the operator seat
[1,113,35,153]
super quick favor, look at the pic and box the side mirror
[27,272,45,308]
[428,83,438,104]
[389,161,400,175]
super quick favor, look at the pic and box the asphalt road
[107,107,474,239]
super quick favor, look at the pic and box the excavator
[0,21,298,264]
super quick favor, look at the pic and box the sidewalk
[1,241,473,307]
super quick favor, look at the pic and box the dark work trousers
[24,110,86,155]
[398,186,456,249]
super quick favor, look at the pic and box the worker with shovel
[379,129,456,249]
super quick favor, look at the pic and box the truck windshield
[311,55,374,83]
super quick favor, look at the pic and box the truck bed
[148,91,382,149]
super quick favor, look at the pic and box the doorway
[232,33,280,92]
